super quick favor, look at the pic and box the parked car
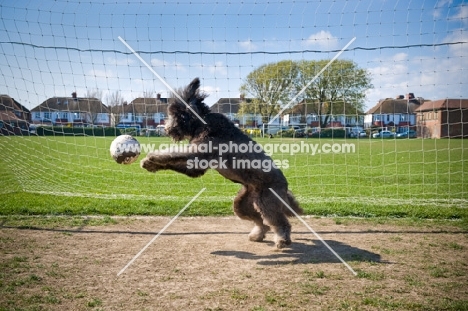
[372,130,396,138]
[29,124,37,134]
[396,130,417,138]
[264,126,289,135]
[349,130,367,138]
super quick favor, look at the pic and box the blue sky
[0,0,467,110]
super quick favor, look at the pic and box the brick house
[0,94,31,135]
[31,93,110,126]
[415,98,468,138]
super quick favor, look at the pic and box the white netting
[0,1,466,211]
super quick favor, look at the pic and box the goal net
[0,1,466,216]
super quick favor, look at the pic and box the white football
[110,135,141,164]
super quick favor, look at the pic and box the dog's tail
[283,190,304,217]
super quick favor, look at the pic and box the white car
[372,130,396,138]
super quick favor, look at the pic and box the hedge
[35,126,122,137]
[310,128,346,138]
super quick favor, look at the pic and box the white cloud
[206,61,228,76]
[365,53,415,109]
[444,28,468,57]
[106,57,135,66]
[364,41,468,111]
[305,30,339,49]
[88,69,114,79]
[433,0,453,18]
[392,53,409,62]
[192,61,228,77]
[238,39,258,51]
[150,58,186,71]
[451,4,468,24]
[201,85,220,96]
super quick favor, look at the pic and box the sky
[0,0,467,111]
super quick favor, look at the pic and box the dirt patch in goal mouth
[1,216,467,310]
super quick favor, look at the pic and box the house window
[401,114,407,121]
[43,112,52,120]
[34,112,40,119]
[73,112,81,120]
[61,112,68,119]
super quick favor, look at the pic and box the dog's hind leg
[254,189,292,249]
[233,185,270,242]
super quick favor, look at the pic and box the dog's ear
[187,78,201,99]
[184,78,210,117]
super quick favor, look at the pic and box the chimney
[406,93,415,100]
[156,93,161,100]
[396,95,404,99]
[72,92,77,99]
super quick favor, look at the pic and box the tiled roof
[366,98,424,114]
[0,110,24,121]
[31,97,109,113]
[0,94,29,113]
[414,99,468,112]
[210,98,252,114]
[123,97,174,114]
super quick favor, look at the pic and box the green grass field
[0,135,467,220]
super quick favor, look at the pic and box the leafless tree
[82,89,104,125]
[106,91,126,126]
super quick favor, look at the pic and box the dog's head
[165,78,210,141]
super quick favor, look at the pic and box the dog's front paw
[140,156,163,172]
[274,233,292,249]
[275,238,292,249]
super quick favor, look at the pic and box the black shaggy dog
[141,78,303,248]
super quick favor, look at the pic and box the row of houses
[27,93,169,129]
[1,92,467,138]
[363,93,468,138]
[210,93,468,138]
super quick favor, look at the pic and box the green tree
[295,59,372,128]
[239,60,298,123]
